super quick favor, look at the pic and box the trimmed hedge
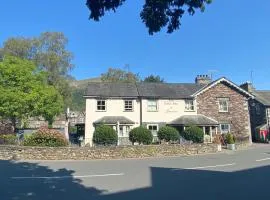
[158,126,179,142]
[181,126,204,143]
[24,128,68,147]
[129,126,153,145]
[0,134,17,145]
[93,125,118,146]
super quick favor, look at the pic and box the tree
[0,56,63,129]
[101,67,140,83]
[143,75,165,83]
[1,32,74,108]
[86,0,212,35]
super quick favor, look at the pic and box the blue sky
[0,1,269,89]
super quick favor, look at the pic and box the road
[1,144,270,200]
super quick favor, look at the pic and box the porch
[168,115,219,143]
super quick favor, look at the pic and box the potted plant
[226,133,235,150]
[213,134,222,151]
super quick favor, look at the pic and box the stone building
[83,76,253,146]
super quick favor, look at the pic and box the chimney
[240,82,255,93]
[195,75,212,85]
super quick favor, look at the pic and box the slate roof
[94,116,135,124]
[253,90,270,106]
[85,82,203,98]
[136,83,202,98]
[168,115,218,126]
[85,82,138,97]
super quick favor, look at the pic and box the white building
[84,76,253,146]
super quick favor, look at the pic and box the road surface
[1,144,270,199]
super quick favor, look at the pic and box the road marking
[185,163,236,170]
[256,157,270,162]
[11,173,125,180]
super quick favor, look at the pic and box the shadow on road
[0,160,269,199]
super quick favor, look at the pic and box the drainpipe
[139,97,143,126]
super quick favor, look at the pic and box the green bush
[225,133,235,144]
[93,125,118,146]
[23,128,68,147]
[0,134,17,145]
[181,126,204,143]
[158,126,179,142]
[129,126,153,145]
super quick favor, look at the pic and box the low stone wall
[0,144,218,160]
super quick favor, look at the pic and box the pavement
[1,144,270,200]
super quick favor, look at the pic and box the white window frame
[147,124,159,137]
[124,100,133,112]
[185,100,195,111]
[220,124,230,134]
[218,98,229,112]
[147,100,158,112]
[96,100,106,111]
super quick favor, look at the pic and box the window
[185,100,195,111]
[218,98,229,112]
[97,100,106,111]
[124,100,133,111]
[220,124,230,134]
[147,100,158,112]
[147,124,158,136]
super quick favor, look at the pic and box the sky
[0,1,270,89]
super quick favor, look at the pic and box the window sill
[123,110,134,112]
[219,111,229,113]
[96,110,107,112]
[147,110,158,112]
[184,110,196,112]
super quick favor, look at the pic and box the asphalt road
[1,144,270,200]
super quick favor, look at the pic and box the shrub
[158,126,179,142]
[129,126,153,145]
[93,125,118,146]
[181,126,204,143]
[0,134,17,145]
[23,128,68,147]
[225,133,235,144]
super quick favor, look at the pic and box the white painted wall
[84,98,140,146]
[141,99,197,123]
[84,98,197,146]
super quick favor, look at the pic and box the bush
[93,125,118,146]
[0,134,17,145]
[23,128,68,147]
[225,133,235,144]
[181,126,204,143]
[129,126,153,145]
[158,126,179,142]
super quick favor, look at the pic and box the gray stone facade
[196,82,251,143]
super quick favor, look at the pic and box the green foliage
[158,126,179,142]
[101,68,140,83]
[2,32,74,108]
[0,56,64,128]
[93,125,118,146]
[129,126,153,145]
[0,134,17,145]
[70,87,86,111]
[225,133,235,144]
[23,128,68,147]
[143,75,165,83]
[87,0,212,34]
[181,126,204,143]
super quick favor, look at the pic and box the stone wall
[196,82,251,143]
[0,144,218,160]
[0,121,13,135]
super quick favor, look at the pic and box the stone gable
[196,82,251,142]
